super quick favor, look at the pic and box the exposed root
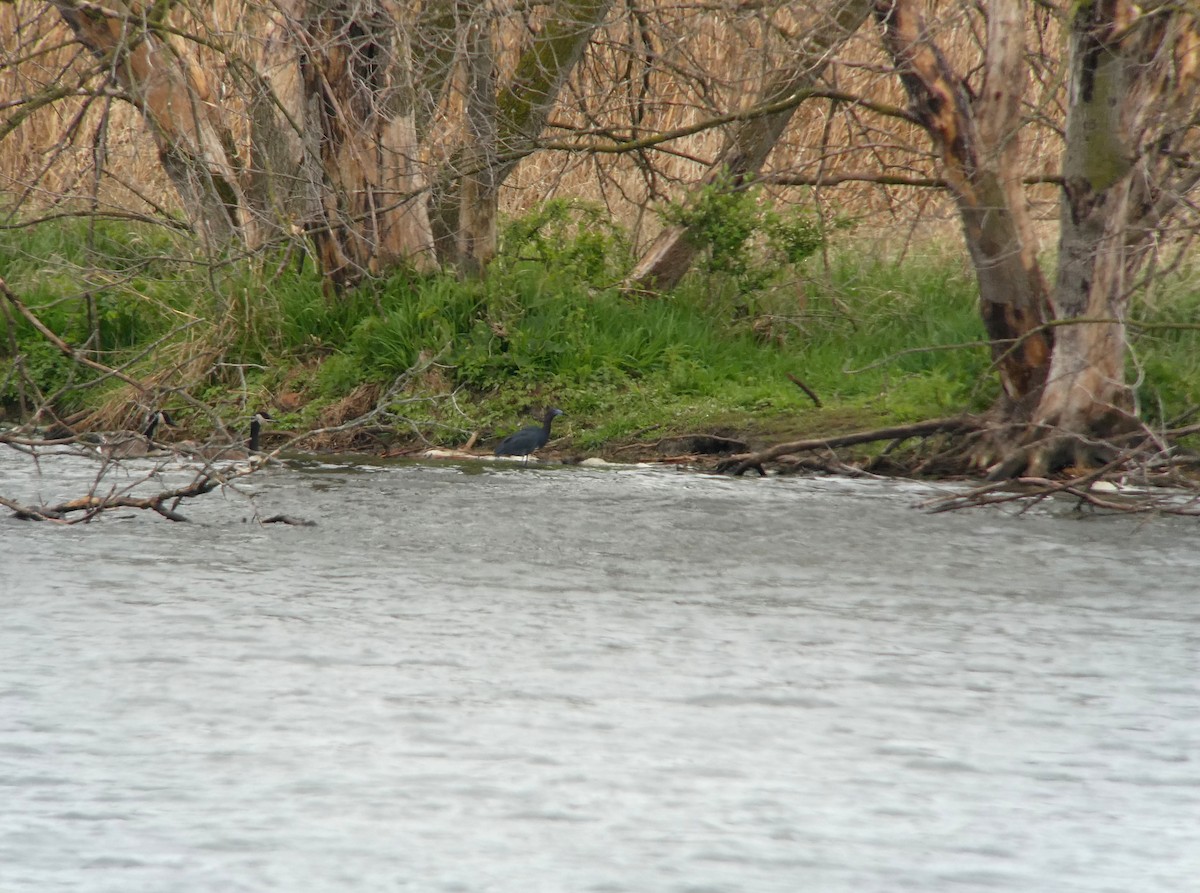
[922,472,1200,517]
[924,421,1200,514]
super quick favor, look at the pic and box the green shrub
[660,174,836,295]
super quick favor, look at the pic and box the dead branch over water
[0,318,457,523]
[0,474,220,522]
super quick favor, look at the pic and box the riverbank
[3,209,1198,475]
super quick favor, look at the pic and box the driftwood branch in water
[0,344,454,525]
[920,474,1200,517]
[919,425,1200,515]
[1,476,220,523]
[716,417,979,475]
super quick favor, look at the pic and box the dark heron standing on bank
[494,408,564,458]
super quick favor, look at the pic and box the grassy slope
[2,212,1197,458]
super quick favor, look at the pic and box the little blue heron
[494,407,563,458]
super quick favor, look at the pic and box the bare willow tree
[421,0,615,274]
[5,0,615,288]
[874,0,1200,477]
[46,0,248,244]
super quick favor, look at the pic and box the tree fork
[428,0,614,271]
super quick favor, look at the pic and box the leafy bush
[659,175,833,293]
[496,198,631,285]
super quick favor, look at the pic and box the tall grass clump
[796,248,995,414]
[0,218,201,411]
[1129,271,1200,426]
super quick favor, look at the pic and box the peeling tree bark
[627,0,874,294]
[1020,0,1200,475]
[1035,2,1138,463]
[50,0,245,244]
[300,1,436,291]
[243,0,318,251]
[876,0,1052,418]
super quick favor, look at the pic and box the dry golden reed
[0,1,1064,241]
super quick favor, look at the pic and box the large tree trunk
[50,0,245,244]
[458,7,499,277]
[244,0,319,251]
[1016,0,1200,476]
[1031,8,1138,469]
[300,1,436,290]
[627,0,874,294]
[428,0,615,271]
[876,0,1052,418]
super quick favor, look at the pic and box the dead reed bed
[0,1,1066,244]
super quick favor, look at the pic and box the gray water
[1,449,1198,893]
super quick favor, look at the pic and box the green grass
[1128,268,1200,426]
[1,208,1196,452]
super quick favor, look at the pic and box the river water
[1,448,1198,892]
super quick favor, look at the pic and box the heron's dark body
[494,408,563,457]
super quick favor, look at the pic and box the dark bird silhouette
[494,407,563,458]
[184,411,273,461]
[98,410,173,458]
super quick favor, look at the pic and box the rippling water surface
[2,450,1198,892]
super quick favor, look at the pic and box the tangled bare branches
[712,413,1200,517]
[0,472,220,522]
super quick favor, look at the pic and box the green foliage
[5,205,1199,456]
[1129,275,1200,424]
[0,207,997,438]
[0,340,81,407]
[660,174,835,294]
[496,197,631,283]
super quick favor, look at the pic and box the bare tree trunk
[876,0,1052,418]
[627,0,873,294]
[300,1,435,291]
[50,0,245,244]
[412,0,460,142]
[428,0,614,270]
[243,0,318,251]
[458,6,499,278]
[1017,0,1200,475]
[1033,9,1138,465]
